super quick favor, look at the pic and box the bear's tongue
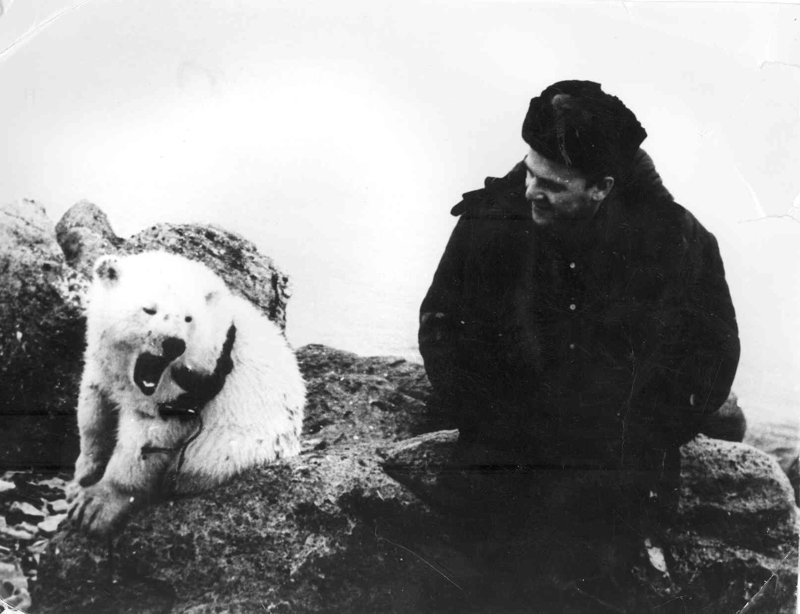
[133,353,172,396]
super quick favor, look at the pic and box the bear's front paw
[67,483,137,538]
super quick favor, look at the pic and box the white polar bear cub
[69,251,305,537]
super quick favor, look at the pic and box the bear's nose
[162,337,186,360]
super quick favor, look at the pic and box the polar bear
[68,251,305,537]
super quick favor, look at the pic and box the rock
[700,391,747,442]
[36,445,443,613]
[8,501,46,523]
[1,524,36,542]
[37,515,67,536]
[378,430,467,512]
[54,200,293,331]
[123,223,291,331]
[18,521,39,535]
[0,556,32,612]
[677,437,796,547]
[695,394,800,507]
[0,480,15,494]
[381,431,799,613]
[27,539,50,556]
[47,499,68,515]
[745,416,800,504]
[0,199,84,469]
[33,477,69,502]
[669,437,798,613]
[745,417,800,474]
[54,200,122,278]
[297,344,445,446]
[787,455,800,506]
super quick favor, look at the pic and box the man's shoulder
[624,195,720,271]
[450,162,528,219]
[644,197,713,242]
[621,150,714,245]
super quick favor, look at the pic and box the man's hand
[419,311,449,344]
[170,323,236,411]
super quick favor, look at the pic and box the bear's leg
[71,378,119,493]
[69,411,176,537]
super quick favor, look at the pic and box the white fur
[69,251,305,536]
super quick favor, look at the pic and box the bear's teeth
[143,381,156,389]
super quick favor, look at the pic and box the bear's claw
[67,483,136,538]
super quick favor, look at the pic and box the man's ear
[589,176,615,203]
[93,255,121,286]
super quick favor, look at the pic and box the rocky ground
[0,472,69,611]
[0,344,446,613]
[0,344,794,613]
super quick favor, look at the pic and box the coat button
[569,303,576,311]
[569,343,576,350]
[569,262,576,269]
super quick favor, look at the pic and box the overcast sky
[1,0,798,420]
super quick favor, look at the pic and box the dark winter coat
[419,151,740,485]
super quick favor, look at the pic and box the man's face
[523,147,607,227]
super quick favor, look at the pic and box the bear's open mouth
[133,353,172,396]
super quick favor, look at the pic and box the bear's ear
[94,255,121,286]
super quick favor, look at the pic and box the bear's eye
[143,307,157,315]
[185,315,193,323]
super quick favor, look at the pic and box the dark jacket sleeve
[420,213,497,433]
[419,171,526,434]
[647,219,740,447]
[419,164,530,418]
[419,215,468,397]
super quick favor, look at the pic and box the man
[419,80,740,530]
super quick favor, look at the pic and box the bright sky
[1,0,798,420]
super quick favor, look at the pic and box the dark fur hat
[521,80,646,178]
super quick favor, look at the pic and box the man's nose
[525,179,540,200]
[162,337,186,360]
